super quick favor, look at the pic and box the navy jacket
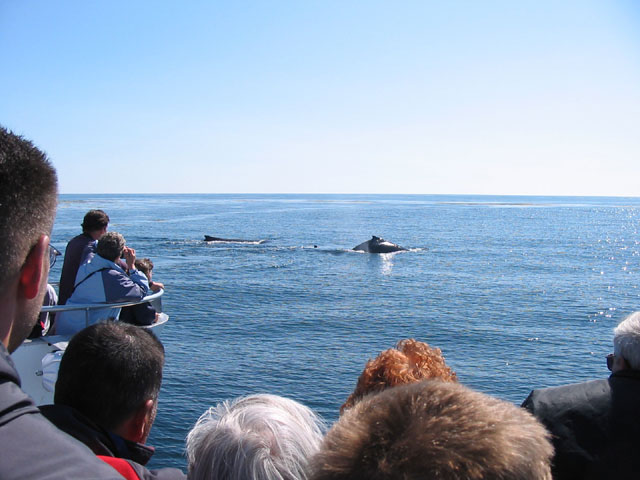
[522,370,640,479]
[40,404,186,479]
[40,404,156,465]
[0,342,123,479]
[58,233,96,306]
[119,302,156,326]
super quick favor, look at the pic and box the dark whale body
[353,236,407,253]
[204,235,265,244]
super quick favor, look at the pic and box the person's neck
[612,355,632,373]
[113,421,147,446]
[0,289,18,352]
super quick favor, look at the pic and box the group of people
[2,124,640,480]
[37,208,165,337]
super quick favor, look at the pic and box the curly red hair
[341,339,457,413]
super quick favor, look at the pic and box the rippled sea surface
[48,194,640,469]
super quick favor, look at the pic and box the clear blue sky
[1,1,639,195]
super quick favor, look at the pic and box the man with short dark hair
[311,380,553,480]
[41,322,183,479]
[55,231,149,335]
[58,209,110,305]
[0,125,124,478]
[523,311,640,479]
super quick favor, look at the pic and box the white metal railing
[41,289,164,328]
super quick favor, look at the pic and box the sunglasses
[606,353,615,371]
[49,244,62,268]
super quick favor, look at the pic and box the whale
[353,236,407,253]
[204,235,266,244]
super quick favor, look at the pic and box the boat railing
[41,289,164,328]
[15,289,168,405]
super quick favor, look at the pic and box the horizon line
[57,192,640,199]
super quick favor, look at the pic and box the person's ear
[129,399,155,443]
[19,235,48,299]
[613,355,630,372]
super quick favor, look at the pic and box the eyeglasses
[606,353,615,371]
[49,244,62,267]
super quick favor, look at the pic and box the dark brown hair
[0,126,57,290]
[81,209,109,233]
[134,258,154,277]
[55,321,165,431]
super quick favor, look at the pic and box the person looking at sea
[310,380,553,480]
[41,321,186,479]
[54,231,149,335]
[120,257,165,326]
[340,338,457,413]
[0,125,125,478]
[523,311,640,479]
[58,209,110,306]
[186,394,326,480]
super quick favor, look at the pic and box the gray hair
[186,394,326,480]
[96,231,125,262]
[613,311,640,370]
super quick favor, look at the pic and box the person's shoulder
[130,463,187,480]
[87,255,120,272]
[102,262,128,277]
[607,369,640,394]
[77,255,109,275]
[530,378,609,397]
[68,232,92,246]
[546,377,607,392]
[523,378,610,413]
[0,400,124,479]
[610,369,640,381]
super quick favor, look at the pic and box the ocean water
[48,194,640,470]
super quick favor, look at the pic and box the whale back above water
[353,236,407,253]
[204,235,265,244]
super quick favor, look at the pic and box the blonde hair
[313,381,553,480]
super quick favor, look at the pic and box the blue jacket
[55,254,149,335]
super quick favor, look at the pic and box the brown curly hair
[340,339,457,413]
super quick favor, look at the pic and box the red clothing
[100,457,140,480]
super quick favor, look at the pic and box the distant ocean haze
[50,194,640,469]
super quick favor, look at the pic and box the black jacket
[0,342,123,479]
[40,404,155,466]
[522,370,640,480]
[119,302,156,326]
[40,403,186,480]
